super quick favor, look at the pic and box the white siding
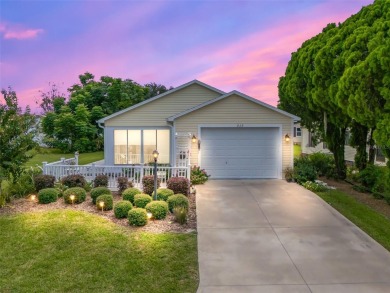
[104,84,221,127]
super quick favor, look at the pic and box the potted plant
[284,167,294,182]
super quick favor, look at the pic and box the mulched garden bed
[320,176,390,219]
[0,191,197,234]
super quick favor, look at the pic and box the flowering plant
[190,166,210,185]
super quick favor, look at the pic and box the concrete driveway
[196,180,390,293]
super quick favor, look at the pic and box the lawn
[25,148,104,167]
[293,144,301,158]
[0,210,198,293]
[316,189,390,251]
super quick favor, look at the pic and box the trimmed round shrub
[93,174,109,187]
[114,200,133,219]
[134,193,152,208]
[63,187,87,204]
[38,188,59,204]
[142,175,161,195]
[128,208,148,226]
[167,177,190,195]
[122,187,142,203]
[34,175,55,191]
[167,194,189,212]
[96,194,113,211]
[90,187,111,204]
[61,174,86,188]
[156,188,174,201]
[145,201,168,220]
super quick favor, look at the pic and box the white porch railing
[42,163,190,189]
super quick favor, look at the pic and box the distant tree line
[40,72,172,153]
[278,0,389,179]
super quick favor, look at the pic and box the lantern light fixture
[192,135,197,143]
[285,134,290,142]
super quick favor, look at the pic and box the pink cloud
[0,22,43,40]
[194,1,372,106]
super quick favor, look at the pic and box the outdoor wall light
[285,134,290,142]
[192,134,197,143]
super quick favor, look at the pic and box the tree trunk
[350,123,368,170]
[326,124,347,179]
[368,128,376,164]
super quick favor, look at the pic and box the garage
[200,127,281,179]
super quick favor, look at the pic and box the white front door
[200,127,280,179]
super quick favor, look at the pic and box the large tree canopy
[40,73,171,152]
[279,0,390,177]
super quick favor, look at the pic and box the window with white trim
[114,129,170,164]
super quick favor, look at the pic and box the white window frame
[109,127,171,165]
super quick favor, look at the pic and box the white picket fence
[42,163,190,189]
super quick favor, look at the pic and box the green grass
[25,148,103,167]
[316,189,390,251]
[0,210,198,293]
[294,144,302,158]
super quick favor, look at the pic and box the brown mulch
[320,177,390,219]
[0,192,197,234]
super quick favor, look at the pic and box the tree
[0,87,37,180]
[40,73,172,152]
[279,0,390,176]
[38,82,66,113]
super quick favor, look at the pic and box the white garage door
[200,127,280,179]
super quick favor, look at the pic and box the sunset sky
[1,0,373,111]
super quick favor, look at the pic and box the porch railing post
[75,151,79,165]
[92,163,96,179]
[140,164,144,187]
[42,162,48,175]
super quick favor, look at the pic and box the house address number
[237,124,244,127]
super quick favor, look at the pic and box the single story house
[97,80,300,179]
[300,126,387,166]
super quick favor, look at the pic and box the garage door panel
[200,127,280,179]
[201,158,277,167]
[202,139,278,147]
[204,168,278,178]
[201,147,277,158]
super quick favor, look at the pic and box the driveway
[196,180,390,293]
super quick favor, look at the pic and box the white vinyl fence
[43,163,190,189]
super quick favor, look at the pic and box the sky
[0,0,373,112]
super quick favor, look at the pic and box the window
[294,127,302,137]
[114,129,170,164]
[296,127,301,137]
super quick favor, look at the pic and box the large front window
[114,129,170,164]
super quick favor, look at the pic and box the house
[301,128,387,166]
[97,80,300,179]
